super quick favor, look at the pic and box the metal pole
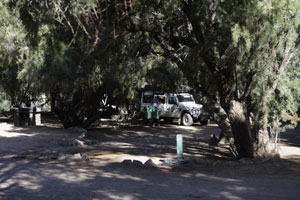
[176,134,183,159]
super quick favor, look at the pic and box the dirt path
[0,121,300,200]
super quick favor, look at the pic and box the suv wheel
[182,113,193,126]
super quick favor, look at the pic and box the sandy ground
[0,119,300,200]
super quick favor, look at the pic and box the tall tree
[0,0,40,107]
[118,0,300,157]
[8,0,300,158]
[8,0,152,128]
[177,0,300,157]
[180,0,300,157]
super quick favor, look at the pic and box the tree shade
[1,0,299,158]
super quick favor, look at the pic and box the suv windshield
[143,95,153,103]
[177,95,194,102]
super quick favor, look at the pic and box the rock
[122,159,132,164]
[58,154,68,161]
[144,159,156,166]
[71,139,85,147]
[132,160,143,166]
[81,153,90,161]
[72,153,82,160]
[58,153,88,161]
[273,153,280,160]
[265,141,275,154]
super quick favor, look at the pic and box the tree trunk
[207,103,232,142]
[228,100,253,158]
[254,50,294,157]
[50,90,118,129]
[80,107,118,129]
[255,93,273,157]
[206,103,240,157]
[50,91,84,128]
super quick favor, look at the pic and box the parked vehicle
[140,90,209,126]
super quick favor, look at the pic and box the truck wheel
[182,113,193,126]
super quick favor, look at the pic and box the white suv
[140,91,209,126]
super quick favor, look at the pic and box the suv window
[168,96,177,104]
[155,95,166,104]
[177,95,194,102]
[143,95,153,103]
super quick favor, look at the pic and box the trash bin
[11,107,42,126]
[11,107,20,126]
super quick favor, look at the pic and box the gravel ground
[0,120,299,200]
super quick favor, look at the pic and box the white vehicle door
[165,96,180,118]
[154,95,167,116]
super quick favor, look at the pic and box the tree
[8,0,300,158]
[0,0,41,108]
[8,0,154,128]
[115,0,300,158]
[0,86,10,113]
[177,0,300,157]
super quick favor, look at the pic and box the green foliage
[176,0,300,134]
[6,0,155,127]
[269,61,300,129]
[242,0,300,133]
[0,86,10,112]
[0,0,36,107]
[4,0,299,138]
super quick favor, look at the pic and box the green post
[176,134,183,159]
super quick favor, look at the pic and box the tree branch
[258,49,295,131]
[181,0,204,46]
[127,16,166,36]
[240,71,256,101]
[266,49,295,101]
